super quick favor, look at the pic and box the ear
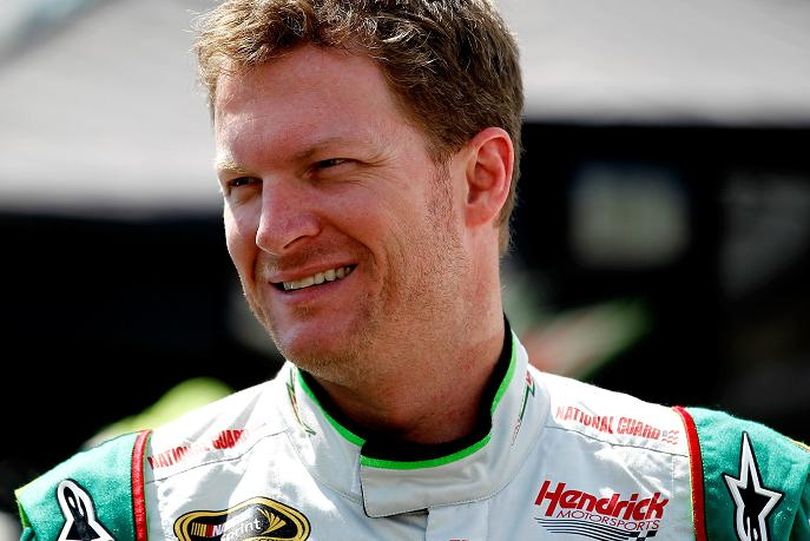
[463,127,514,229]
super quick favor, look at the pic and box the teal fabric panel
[688,407,809,540]
[15,431,140,541]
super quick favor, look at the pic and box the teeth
[282,266,353,291]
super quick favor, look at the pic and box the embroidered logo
[534,479,667,539]
[148,428,249,470]
[174,496,310,541]
[723,432,783,541]
[56,479,114,541]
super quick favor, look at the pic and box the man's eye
[228,177,260,189]
[316,158,348,169]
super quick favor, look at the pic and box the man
[16,1,809,540]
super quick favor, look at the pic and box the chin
[285,347,357,383]
[277,329,347,362]
[280,327,374,381]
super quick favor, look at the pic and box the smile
[278,265,355,291]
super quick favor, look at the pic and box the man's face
[213,46,471,383]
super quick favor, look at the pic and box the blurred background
[1,0,809,536]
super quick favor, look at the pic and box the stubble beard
[239,165,467,387]
[240,274,380,385]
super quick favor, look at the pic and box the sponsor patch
[554,406,679,445]
[56,479,114,541]
[148,428,250,470]
[723,432,783,541]
[174,497,310,541]
[534,479,668,540]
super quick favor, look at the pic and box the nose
[255,178,322,255]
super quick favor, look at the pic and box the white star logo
[723,432,783,541]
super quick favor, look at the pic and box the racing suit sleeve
[677,407,810,540]
[15,430,150,541]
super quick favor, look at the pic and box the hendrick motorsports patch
[173,497,310,541]
[534,479,668,540]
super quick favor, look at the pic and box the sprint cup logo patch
[174,497,310,541]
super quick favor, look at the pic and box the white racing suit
[16,327,810,540]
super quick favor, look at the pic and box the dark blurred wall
[512,122,810,443]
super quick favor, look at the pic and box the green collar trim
[297,370,366,447]
[360,434,492,470]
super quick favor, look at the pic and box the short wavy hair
[194,0,524,252]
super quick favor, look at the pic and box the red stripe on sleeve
[673,406,707,541]
[132,429,152,541]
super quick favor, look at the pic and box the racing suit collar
[282,317,548,517]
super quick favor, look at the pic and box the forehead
[216,45,389,104]
[213,46,411,157]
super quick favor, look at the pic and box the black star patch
[723,432,783,541]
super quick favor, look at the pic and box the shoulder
[535,368,687,454]
[532,369,809,538]
[680,406,809,465]
[149,377,275,442]
[679,406,809,540]
[145,372,289,479]
[15,430,149,541]
[14,371,292,540]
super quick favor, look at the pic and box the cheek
[224,208,257,273]
[328,188,392,243]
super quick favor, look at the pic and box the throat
[300,320,512,447]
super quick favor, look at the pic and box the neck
[311,314,507,445]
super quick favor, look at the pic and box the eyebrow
[291,137,354,160]
[215,157,252,178]
[288,135,380,164]
[213,132,383,177]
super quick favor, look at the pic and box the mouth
[273,265,356,292]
